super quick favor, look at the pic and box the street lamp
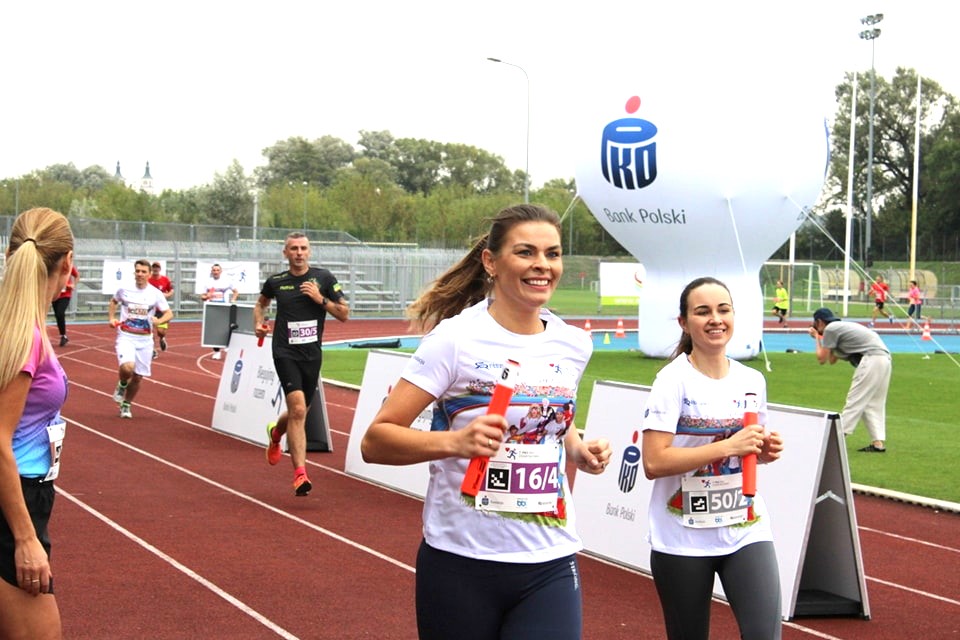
[487,57,529,203]
[859,13,883,266]
[301,181,308,232]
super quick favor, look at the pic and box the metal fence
[0,216,463,321]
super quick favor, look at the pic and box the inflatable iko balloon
[575,86,829,359]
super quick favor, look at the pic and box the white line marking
[56,488,301,640]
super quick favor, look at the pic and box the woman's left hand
[759,430,784,464]
[576,438,612,475]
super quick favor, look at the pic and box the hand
[16,537,52,595]
[807,327,819,339]
[456,415,507,459]
[759,430,784,463]
[730,424,765,457]
[576,438,612,474]
[109,318,119,328]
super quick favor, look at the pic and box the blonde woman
[0,207,75,640]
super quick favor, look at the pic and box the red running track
[47,319,958,639]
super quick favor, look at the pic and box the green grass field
[324,344,960,505]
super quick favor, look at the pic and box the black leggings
[415,540,582,640]
[650,541,781,640]
[52,296,70,336]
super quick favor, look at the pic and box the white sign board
[598,262,645,306]
[194,260,261,295]
[344,350,432,499]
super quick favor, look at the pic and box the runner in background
[200,263,237,360]
[108,259,173,419]
[51,263,80,347]
[868,274,892,327]
[771,279,788,325]
[148,261,174,358]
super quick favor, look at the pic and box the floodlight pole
[487,57,530,203]
[859,13,883,266]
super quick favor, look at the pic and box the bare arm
[361,378,505,466]
[0,374,53,594]
[641,426,764,480]
[254,295,272,338]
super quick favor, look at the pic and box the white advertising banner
[194,260,261,295]
[344,350,432,499]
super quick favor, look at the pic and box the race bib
[680,473,751,528]
[287,320,319,344]
[44,421,67,482]
[474,442,562,513]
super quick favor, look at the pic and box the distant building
[114,161,124,182]
[140,161,153,193]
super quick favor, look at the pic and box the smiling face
[483,220,562,313]
[679,282,734,354]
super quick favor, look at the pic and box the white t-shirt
[401,299,592,563]
[203,276,236,303]
[113,284,170,337]
[642,355,774,556]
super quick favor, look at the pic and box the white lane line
[63,417,416,576]
[859,526,960,554]
[56,488,301,640]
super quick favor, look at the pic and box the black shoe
[858,444,886,453]
[153,350,159,360]
[59,335,68,347]
[160,337,167,351]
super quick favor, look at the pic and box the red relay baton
[741,392,759,497]
[257,317,269,348]
[460,359,521,497]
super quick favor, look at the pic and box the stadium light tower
[487,57,530,203]
[859,13,883,266]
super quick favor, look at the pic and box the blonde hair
[407,204,562,332]
[0,207,74,388]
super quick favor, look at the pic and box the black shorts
[274,357,321,405]
[0,477,55,592]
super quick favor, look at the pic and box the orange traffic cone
[921,319,932,341]
[584,319,592,332]
[615,318,625,338]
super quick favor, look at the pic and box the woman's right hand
[455,414,507,458]
[728,423,765,457]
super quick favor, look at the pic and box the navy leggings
[650,541,782,640]
[415,540,582,640]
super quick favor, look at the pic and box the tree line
[2,67,957,260]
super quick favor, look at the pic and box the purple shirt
[11,327,68,477]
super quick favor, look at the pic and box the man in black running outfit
[254,232,349,496]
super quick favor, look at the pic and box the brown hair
[0,207,74,388]
[407,204,562,332]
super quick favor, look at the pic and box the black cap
[151,261,161,268]
[813,307,840,324]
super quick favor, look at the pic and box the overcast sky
[3,0,955,192]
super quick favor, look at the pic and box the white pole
[843,73,858,317]
[909,75,921,281]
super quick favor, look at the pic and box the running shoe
[160,337,167,351]
[153,350,159,360]
[293,473,312,497]
[113,382,126,403]
[119,402,133,419]
[265,422,282,465]
[59,335,69,347]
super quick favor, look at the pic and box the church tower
[140,161,153,193]
[114,161,124,183]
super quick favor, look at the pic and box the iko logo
[600,95,658,190]
[618,430,642,493]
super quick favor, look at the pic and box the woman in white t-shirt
[362,204,612,640]
[641,277,785,640]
